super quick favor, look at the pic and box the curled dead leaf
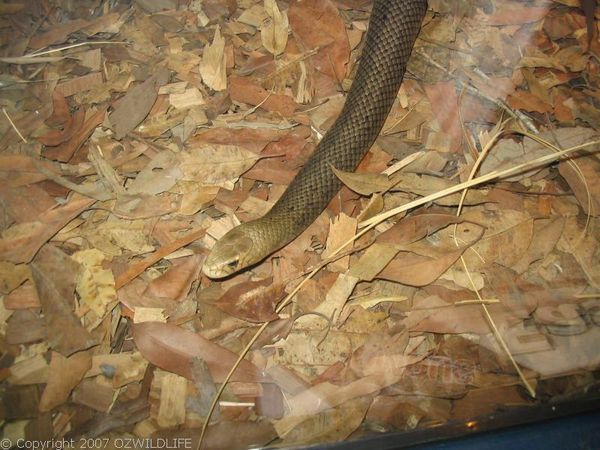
[331,165,392,196]
[262,0,289,56]
[200,25,227,91]
[216,278,282,323]
[132,321,269,383]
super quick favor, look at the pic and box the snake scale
[203,0,427,278]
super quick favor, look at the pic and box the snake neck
[203,0,427,278]
[260,0,428,252]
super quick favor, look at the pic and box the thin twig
[454,299,500,305]
[25,40,127,57]
[450,123,536,396]
[2,107,27,143]
[359,138,600,228]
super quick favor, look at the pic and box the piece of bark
[2,385,41,419]
[5,309,47,344]
[72,378,116,413]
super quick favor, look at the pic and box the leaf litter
[0,0,599,448]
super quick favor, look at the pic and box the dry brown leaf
[0,4,24,14]
[28,18,90,49]
[558,216,600,286]
[559,154,600,216]
[176,182,220,215]
[190,126,289,153]
[377,213,467,246]
[424,81,461,152]
[144,255,203,302]
[321,213,357,272]
[377,223,485,286]
[392,354,473,398]
[77,48,102,71]
[4,281,40,309]
[507,90,553,114]
[332,166,392,195]
[392,173,489,206]
[347,243,399,282]
[478,136,552,181]
[518,55,567,71]
[215,277,282,323]
[180,144,262,185]
[314,273,359,324]
[71,378,116,412]
[356,193,384,222]
[55,72,104,98]
[83,11,127,35]
[511,217,565,274]
[114,227,205,290]
[0,261,31,295]
[115,192,181,219]
[200,25,227,91]
[229,75,298,116]
[461,210,534,270]
[169,87,205,109]
[522,68,551,103]
[288,0,350,82]
[39,351,92,412]
[274,354,425,436]
[483,5,550,26]
[0,184,65,224]
[132,321,269,383]
[0,196,95,264]
[31,245,99,356]
[244,158,298,185]
[8,354,49,386]
[262,0,289,56]
[127,151,182,196]
[383,107,427,134]
[308,94,344,133]
[279,397,370,445]
[108,68,170,140]
[350,330,408,377]
[410,303,490,335]
[44,105,108,162]
[38,92,85,146]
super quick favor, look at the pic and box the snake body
[203,0,427,278]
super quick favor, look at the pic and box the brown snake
[203,0,427,278]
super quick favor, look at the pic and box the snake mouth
[202,226,256,278]
[202,247,240,278]
[202,254,239,278]
[202,258,239,279]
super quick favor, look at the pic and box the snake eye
[226,259,239,270]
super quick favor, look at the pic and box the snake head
[202,226,258,278]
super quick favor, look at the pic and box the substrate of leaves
[0,0,599,448]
